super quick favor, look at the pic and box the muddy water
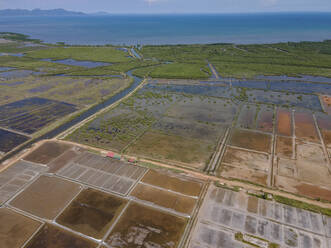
[0,128,29,153]
[230,129,272,153]
[237,105,257,129]
[25,224,97,248]
[57,188,127,239]
[257,108,274,133]
[105,202,187,248]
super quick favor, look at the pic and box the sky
[0,0,330,14]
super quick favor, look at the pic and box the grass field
[139,41,331,78]
[26,46,132,63]
[133,62,211,79]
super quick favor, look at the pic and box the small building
[106,152,114,158]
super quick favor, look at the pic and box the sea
[0,12,331,45]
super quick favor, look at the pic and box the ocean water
[0,13,330,45]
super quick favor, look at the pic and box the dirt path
[207,62,220,79]
[2,137,331,210]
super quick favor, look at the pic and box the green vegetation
[235,232,279,248]
[0,32,41,43]
[27,46,131,63]
[133,62,211,79]
[273,195,331,217]
[139,41,331,78]
[214,181,241,192]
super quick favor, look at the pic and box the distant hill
[0,8,87,16]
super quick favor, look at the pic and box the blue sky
[0,0,330,13]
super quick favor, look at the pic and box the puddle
[42,58,111,68]
[0,128,30,153]
[0,67,14,72]
[256,75,331,83]
[131,47,141,59]
[116,47,128,52]
[0,81,24,86]
[0,70,42,79]
[0,52,24,57]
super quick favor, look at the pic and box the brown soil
[10,175,81,219]
[237,106,256,129]
[105,202,187,248]
[321,130,331,147]
[218,165,268,186]
[277,109,292,136]
[222,147,270,172]
[276,136,293,158]
[296,141,326,164]
[56,188,127,239]
[277,158,296,177]
[0,208,42,248]
[321,95,331,114]
[127,130,215,169]
[294,112,319,143]
[295,183,331,201]
[275,175,331,201]
[257,110,274,133]
[229,129,272,153]
[25,224,97,248]
[23,141,72,164]
[141,169,202,197]
[131,183,197,215]
[47,149,80,173]
[247,196,259,214]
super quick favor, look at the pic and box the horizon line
[1,8,331,15]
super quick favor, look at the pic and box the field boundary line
[57,78,147,140]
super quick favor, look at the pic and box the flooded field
[25,224,98,248]
[57,188,127,239]
[0,97,77,135]
[10,175,82,219]
[0,138,330,248]
[229,128,272,153]
[105,202,188,247]
[294,111,320,143]
[316,113,331,148]
[256,106,274,133]
[42,58,110,68]
[56,151,147,195]
[0,128,29,153]
[189,185,331,248]
[0,160,47,204]
[0,70,41,80]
